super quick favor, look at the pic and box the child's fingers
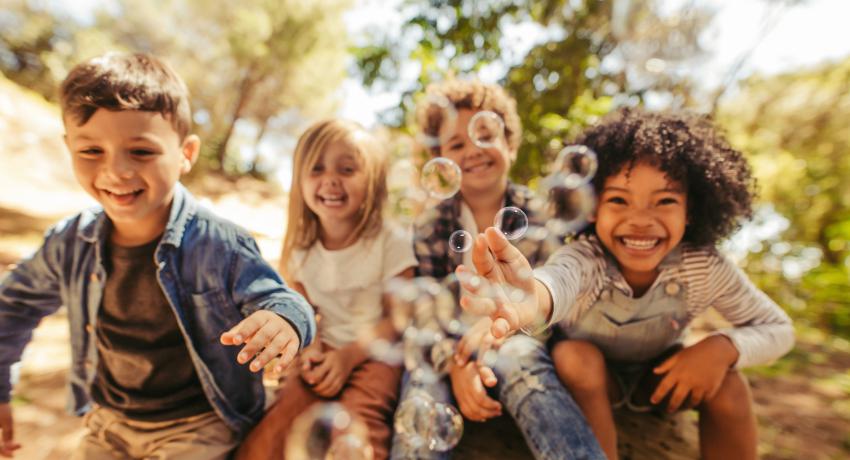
[478,365,498,388]
[491,317,511,339]
[650,374,676,405]
[471,379,502,413]
[250,333,291,372]
[458,295,497,317]
[688,388,705,409]
[237,321,275,364]
[301,351,325,372]
[221,313,267,346]
[491,301,519,338]
[666,385,691,413]
[471,234,497,279]
[305,360,332,386]
[455,335,474,367]
[653,353,678,375]
[313,371,341,396]
[275,340,299,373]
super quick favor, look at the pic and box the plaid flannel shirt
[413,182,566,280]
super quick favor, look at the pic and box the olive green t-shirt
[90,236,212,421]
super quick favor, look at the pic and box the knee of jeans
[491,336,548,381]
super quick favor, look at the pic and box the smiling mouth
[463,160,494,173]
[102,188,144,204]
[618,237,662,251]
[318,194,347,207]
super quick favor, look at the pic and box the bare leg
[552,340,618,460]
[698,370,757,460]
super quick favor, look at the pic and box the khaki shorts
[71,406,238,460]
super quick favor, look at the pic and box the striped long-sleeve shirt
[534,235,795,368]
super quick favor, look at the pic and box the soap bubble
[287,403,373,460]
[394,391,437,450]
[538,177,597,236]
[554,145,598,189]
[394,392,464,453]
[468,110,505,149]
[416,94,458,149]
[494,206,528,240]
[421,157,462,200]
[449,229,473,253]
[429,402,464,452]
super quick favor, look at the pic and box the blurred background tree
[0,0,350,176]
[719,57,850,338]
[0,0,847,338]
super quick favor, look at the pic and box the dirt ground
[1,75,849,459]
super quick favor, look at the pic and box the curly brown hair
[416,79,522,155]
[576,107,755,246]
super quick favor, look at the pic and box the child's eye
[448,142,464,151]
[606,197,627,205]
[658,197,679,205]
[311,165,324,174]
[130,149,155,156]
[78,148,102,156]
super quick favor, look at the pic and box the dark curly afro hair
[576,107,756,247]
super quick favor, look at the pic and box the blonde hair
[280,119,388,277]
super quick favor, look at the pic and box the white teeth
[464,162,491,173]
[622,238,659,250]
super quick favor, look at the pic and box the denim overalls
[563,252,691,411]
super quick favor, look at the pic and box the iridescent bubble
[429,402,464,452]
[538,178,597,236]
[467,110,505,149]
[287,403,373,460]
[394,391,437,450]
[554,145,598,189]
[494,206,528,240]
[416,94,458,149]
[421,157,462,200]
[449,229,473,253]
[429,337,457,376]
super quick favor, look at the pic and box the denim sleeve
[0,232,63,402]
[228,234,316,349]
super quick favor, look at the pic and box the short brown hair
[59,52,192,139]
[417,79,522,155]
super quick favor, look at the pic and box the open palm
[456,227,539,338]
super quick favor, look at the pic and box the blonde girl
[237,119,417,460]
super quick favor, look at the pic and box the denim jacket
[0,183,316,437]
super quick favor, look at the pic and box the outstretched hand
[220,310,301,373]
[456,227,541,339]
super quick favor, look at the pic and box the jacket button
[665,282,681,296]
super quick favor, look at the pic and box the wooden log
[614,408,700,460]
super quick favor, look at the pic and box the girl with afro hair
[455,107,794,459]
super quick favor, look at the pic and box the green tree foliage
[353,0,712,183]
[0,0,351,175]
[719,58,850,337]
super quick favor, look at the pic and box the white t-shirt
[288,223,418,349]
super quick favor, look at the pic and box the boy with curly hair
[457,107,794,459]
[391,79,605,460]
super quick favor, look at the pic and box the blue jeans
[390,335,605,460]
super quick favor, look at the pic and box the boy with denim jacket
[0,52,316,459]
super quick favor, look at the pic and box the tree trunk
[215,69,257,172]
[248,117,270,174]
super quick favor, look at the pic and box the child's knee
[552,340,606,390]
[703,370,752,418]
